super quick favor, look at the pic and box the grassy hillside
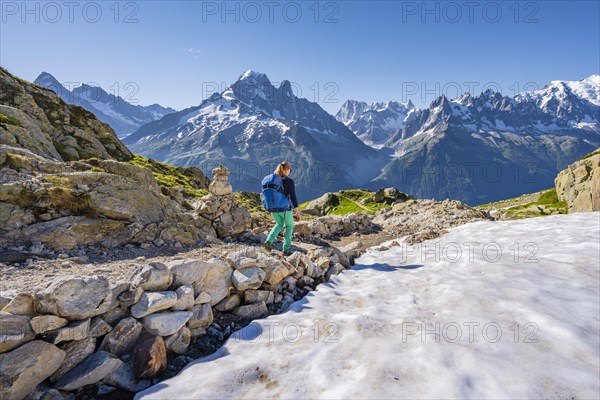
[299,189,394,216]
[477,188,567,219]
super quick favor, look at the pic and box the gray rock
[0,312,35,353]
[187,303,213,329]
[257,254,290,285]
[100,305,129,327]
[244,290,274,304]
[215,294,241,312]
[103,361,151,393]
[189,327,207,337]
[2,293,34,315]
[116,287,143,307]
[130,262,173,291]
[233,301,269,319]
[164,327,191,354]
[55,351,122,391]
[192,258,233,306]
[171,285,195,311]
[99,317,142,356]
[30,315,68,334]
[23,382,74,400]
[164,258,212,287]
[325,263,346,280]
[43,318,90,345]
[142,311,193,336]
[50,337,97,382]
[194,291,212,304]
[0,340,65,400]
[34,275,113,320]
[89,317,112,337]
[131,291,177,319]
[232,267,266,291]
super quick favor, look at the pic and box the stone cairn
[196,164,251,238]
[208,164,233,196]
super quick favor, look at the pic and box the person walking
[261,161,300,255]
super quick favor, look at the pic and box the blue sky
[1,1,598,114]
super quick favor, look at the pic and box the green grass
[299,189,392,216]
[0,113,22,128]
[128,154,209,197]
[479,188,567,220]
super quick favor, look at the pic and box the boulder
[103,361,151,393]
[89,317,112,337]
[2,293,34,315]
[164,327,191,354]
[555,151,600,212]
[187,303,213,329]
[164,258,212,287]
[21,383,73,400]
[192,258,233,306]
[49,337,96,382]
[215,294,241,312]
[233,301,269,319]
[34,275,113,320]
[100,304,129,327]
[42,318,90,345]
[130,262,173,291]
[99,317,142,356]
[0,312,35,353]
[303,192,340,216]
[117,287,144,307]
[55,351,121,391]
[142,311,193,336]
[258,254,290,285]
[244,290,274,305]
[325,263,346,280]
[133,336,167,379]
[30,315,68,335]
[194,292,212,305]
[171,285,195,311]
[232,267,266,291]
[130,291,177,319]
[0,340,65,400]
[339,241,363,259]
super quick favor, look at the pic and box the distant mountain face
[369,75,600,205]
[34,72,175,138]
[336,100,418,147]
[124,70,389,201]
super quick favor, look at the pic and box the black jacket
[281,177,299,209]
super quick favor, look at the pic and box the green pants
[266,211,294,251]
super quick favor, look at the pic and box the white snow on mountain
[136,212,600,400]
[336,100,418,147]
[562,74,600,106]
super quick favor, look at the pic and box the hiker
[261,161,300,255]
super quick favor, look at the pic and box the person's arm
[284,178,301,221]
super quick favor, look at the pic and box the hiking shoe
[283,249,292,256]
[264,241,272,252]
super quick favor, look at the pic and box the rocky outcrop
[555,149,600,212]
[0,145,216,250]
[0,67,131,162]
[294,212,376,237]
[374,198,492,243]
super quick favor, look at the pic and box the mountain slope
[125,70,389,201]
[34,72,175,138]
[336,100,418,147]
[0,67,131,162]
[369,76,600,205]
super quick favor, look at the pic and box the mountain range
[124,71,598,204]
[34,72,175,138]
[123,70,389,201]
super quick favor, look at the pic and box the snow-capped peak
[563,74,600,106]
[238,69,270,83]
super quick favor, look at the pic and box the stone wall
[555,150,600,213]
[0,243,357,399]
